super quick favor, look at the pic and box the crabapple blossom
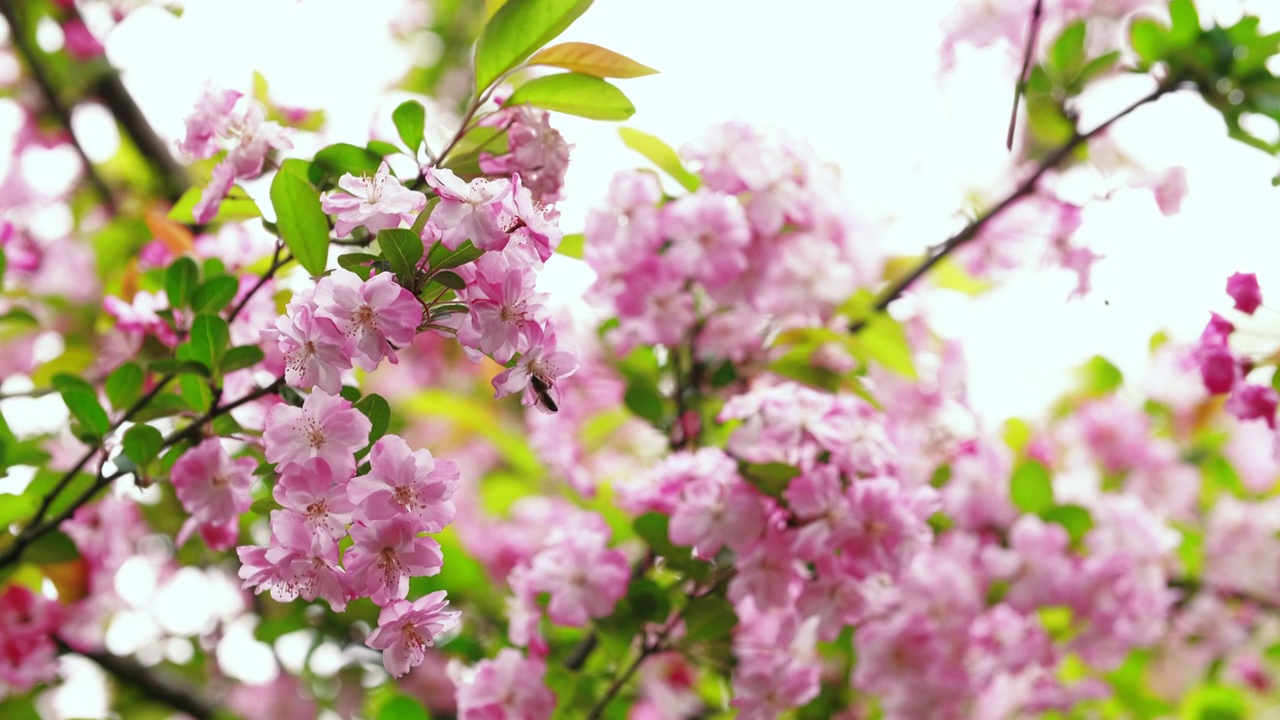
[266,300,353,394]
[347,434,459,531]
[491,323,578,413]
[320,162,427,238]
[453,649,556,720]
[170,438,256,550]
[1227,271,1263,314]
[479,105,570,203]
[425,168,511,251]
[177,85,241,159]
[263,388,372,474]
[344,517,444,606]
[312,269,423,370]
[273,457,354,539]
[193,160,236,224]
[524,528,629,627]
[366,591,461,677]
[458,265,549,363]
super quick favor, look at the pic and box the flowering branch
[852,80,1180,332]
[0,377,283,570]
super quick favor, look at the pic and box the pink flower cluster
[236,390,461,677]
[452,648,557,720]
[320,162,427,238]
[584,123,882,361]
[1193,273,1277,427]
[263,268,423,394]
[177,84,295,223]
[477,105,571,204]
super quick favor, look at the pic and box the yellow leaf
[528,42,658,79]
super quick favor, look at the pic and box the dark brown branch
[0,0,116,213]
[1007,0,1044,151]
[851,81,1178,332]
[65,643,214,720]
[227,244,289,324]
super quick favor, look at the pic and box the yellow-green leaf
[474,0,595,93]
[618,127,700,192]
[528,42,657,78]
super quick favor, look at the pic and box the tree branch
[0,0,117,213]
[0,376,283,569]
[64,642,215,720]
[1007,0,1044,150]
[851,80,1179,332]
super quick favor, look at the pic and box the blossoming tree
[3,0,1280,718]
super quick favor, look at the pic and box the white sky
[93,0,1280,421]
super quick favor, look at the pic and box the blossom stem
[227,243,290,324]
[851,80,1181,333]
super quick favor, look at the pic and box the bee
[530,374,558,413]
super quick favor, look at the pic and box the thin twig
[227,243,289,324]
[1007,0,1045,151]
[852,80,1178,332]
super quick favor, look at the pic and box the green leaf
[1076,51,1121,86]
[310,143,383,184]
[1011,460,1054,514]
[528,42,657,78]
[427,240,484,271]
[0,493,38,526]
[221,345,266,374]
[1050,21,1087,77]
[556,233,584,258]
[618,127,700,192]
[367,140,402,157]
[742,463,800,499]
[147,358,211,377]
[392,100,427,154]
[353,393,391,444]
[191,275,240,313]
[168,187,261,224]
[1129,18,1168,66]
[1167,0,1201,47]
[165,256,199,310]
[250,497,282,515]
[271,160,331,276]
[122,424,164,468]
[189,314,230,373]
[55,375,110,439]
[377,695,428,720]
[1041,504,1094,545]
[105,362,144,412]
[1077,355,1123,395]
[378,228,424,288]
[25,530,79,564]
[179,372,213,412]
[474,0,595,93]
[682,595,737,644]
[131,393,192,422]
[506,73,635,120]
[432,270,465,291]
[855,314,916,379]
[623,381,664,424]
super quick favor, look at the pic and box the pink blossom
[238,510,350,611]
[321,162,427,238]
[178,85,242,159]
[228,673,319,720]
[226,103,294,179]
[347,434,459,531]
[313,270,422,370]
[1226,382,1279,428]
[525,528,629,627]
[426,168,511,251]
[1148,166,1189,216]
[193,160,236,224]
[659,190,751,290]
[1202,312,1235,346]
[500,174,563,262]
[1227,271,1262,315]
[61,19,104,61]
[491,323,578,414]
[669,472,765,558]
[104,289,177,346]
[170,438,255,527]
[0,585,61,693]
[453,648,556,720]
[265,300,353,394]
[1196,343,1240,395]
[263,389,372,475]
[729,526,808,610]
[461,266,549,363]
[273,457,354,539]
[366,591,461,677]
[345,517,443,606]
[479,106,570,203]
